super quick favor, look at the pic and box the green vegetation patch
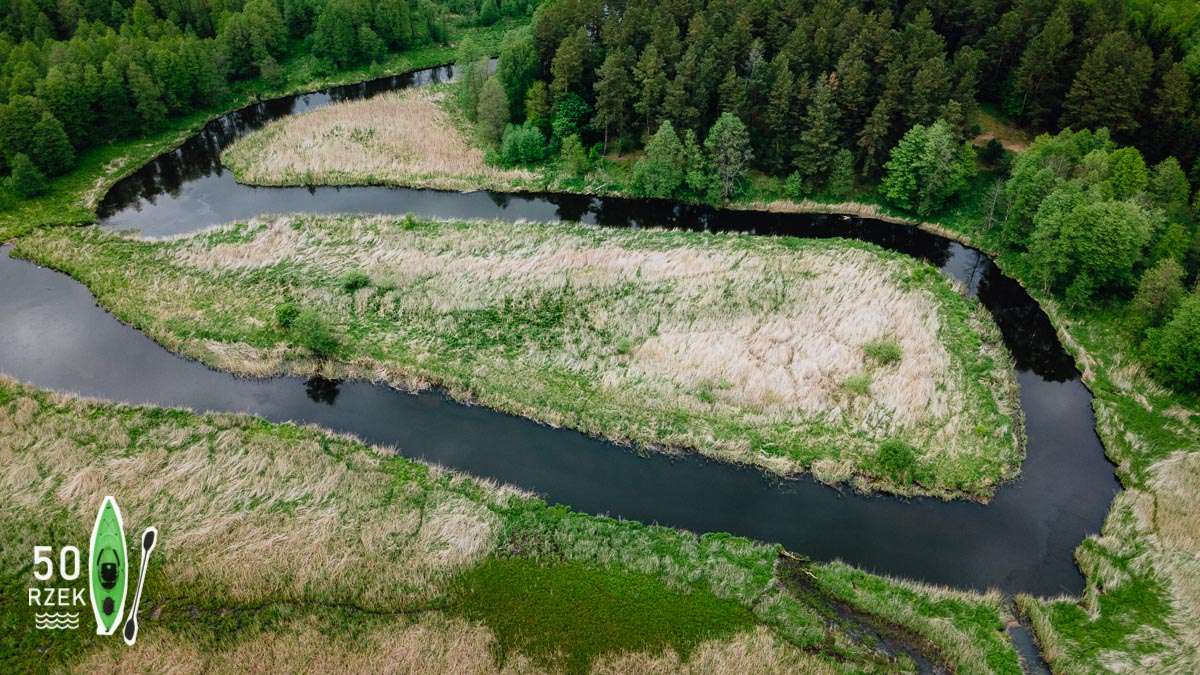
[449,557,756,673]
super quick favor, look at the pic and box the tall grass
[222,89,536,191]
[15,216,1022,499]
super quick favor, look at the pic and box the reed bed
[221,89,536,191]
[1,377,1018,673]
[15,216,1022,499]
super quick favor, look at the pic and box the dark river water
[0,64,1120,597]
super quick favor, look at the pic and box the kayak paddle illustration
[123,527,157,646]
[88,496,128,635]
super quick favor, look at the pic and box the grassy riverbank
[0,376,1020,673]
[13,217,1021,500]
[0,21,521,244]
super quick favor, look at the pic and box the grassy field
[0,376,1021,673]
[13,216,1021,500]
[222,87,538,191]
[0,21,522,244]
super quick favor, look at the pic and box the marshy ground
[0,377,1021,673]
[15,217,1022,500]
[221,87,538,192]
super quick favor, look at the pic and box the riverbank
[0,22,522,244]
[0,376,1020,673]
[12,216,1021,501]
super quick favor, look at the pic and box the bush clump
[875,439,919,485]
[863,338,902,366]
[290,310,338,359]
[339,270,371,293]
[499,124,545,167]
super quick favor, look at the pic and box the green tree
[881,120,976,216]
[477,76,510,144]
[31,112,73,176]
[794,73,842,189]
[1148,158,1192,223]
[457,57,491,122]
[559,133,588,176]
[593,47,634,152]
[1103,147,1148,200]
[478,0,499,26]
[1130,258,1186,335]
[374,0,413,48]
[631,121,685,198]
[550,93,590,144]
[550,27,589,101]
[1012,6,1073,127]
[633,45,667,136]
[127,63,167,130]
[499,124,545,166]
[764,53,796,172]
[290,310,338,358]
[496,29,538,120]
[1145,290,1200,391]
[827,149,856,198]
[704,113,752,203]
[524,80,552,135]
[1033,199,1155,299]
[6,152,46,197]
[1062,31,1154,136]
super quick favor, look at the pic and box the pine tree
[764,54,795,172]
[1062,31,1154,137]
[858,95,894,178]
[524,81,551,135]
[1013,6,1073,128]
[593,47,634,152]
[906,55,951,128]
[794,73,842,189]
[718,66,745,117]
[478,0,499,26]
[633,45,667,136]
[663,43,700,131]
[550,27,589,101]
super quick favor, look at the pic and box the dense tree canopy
[0,0,532,182]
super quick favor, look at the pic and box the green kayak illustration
[89,496,128,635]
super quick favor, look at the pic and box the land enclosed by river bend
[15,217,1021,500]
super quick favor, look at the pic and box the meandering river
[0,64,1119,596]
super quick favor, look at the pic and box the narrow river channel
[0,64,1120,597]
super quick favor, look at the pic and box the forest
[0,0,536,192]
[449,0,1200,393]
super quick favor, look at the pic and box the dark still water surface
[0,65,1119,596]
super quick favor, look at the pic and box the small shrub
[6,153,46,197]
[499,124,545,166]
[863,338,902,366]
[339,270,371,293]
[290,310,338,358]
[559,133,589,176]
[784,171,805,200]
[875,439,918,485]
[843,372,871,397]
[980,139,1005,166]
[275,301,299,329]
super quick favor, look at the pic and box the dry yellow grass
[0,379,511,608]
[72,617,832,675]
[221,89,536,191]
[16,216,1023,498]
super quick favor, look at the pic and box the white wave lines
[35,611,80,630]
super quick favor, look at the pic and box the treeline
[473,0,1200,196]
[999,128,1199,391]
[0,0,525,195]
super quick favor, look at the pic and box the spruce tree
[764,54,795,172]
[1062,31,1154,137]
[794,73,842,189]
[633,45,667,136]
[593,47,634,152]
[550,27,589,101]
[1012,6,1073,128]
